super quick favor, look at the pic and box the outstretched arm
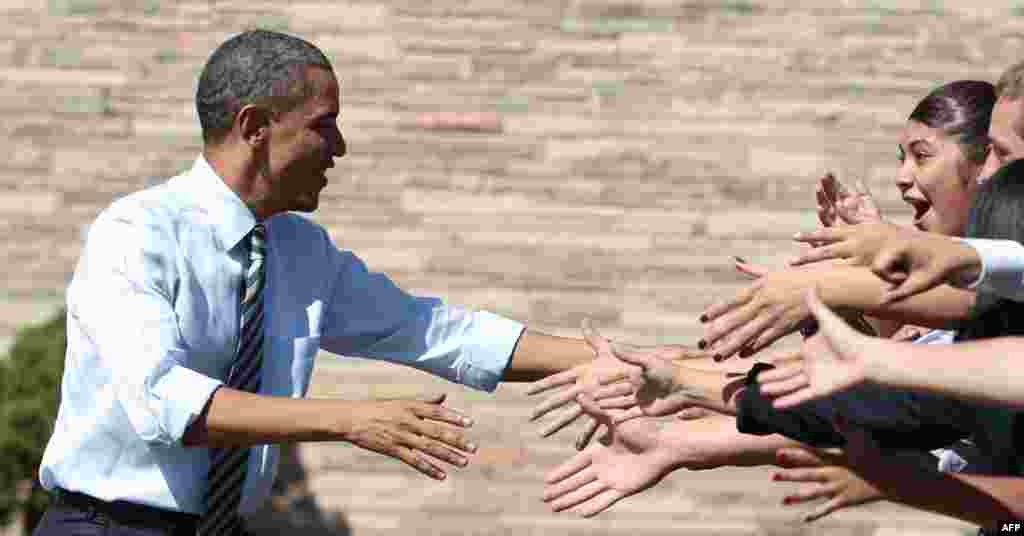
[821,417,1024,529]
[699,263,974,360]
[759,287,1024,411]
[542,410,805,517]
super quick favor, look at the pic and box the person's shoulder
[90,172,190,238]
[267,212,332,242]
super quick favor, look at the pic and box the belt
[52,487,202,533]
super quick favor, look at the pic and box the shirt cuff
[147,360,223,446]
[460,311,525,392]
[956,238,1024,301]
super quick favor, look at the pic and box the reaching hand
[341,394,475,480]
[755,288,881,408]
[816,173,883,228]
[771,445,883,523]
[528,319,705,449]
[541,394,678,517]
[789,223,980,303]
[699,267,821,360]
[526,319,635,449]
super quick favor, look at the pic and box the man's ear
[236,104,272,147]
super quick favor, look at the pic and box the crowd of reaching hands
[518,68,1024,532]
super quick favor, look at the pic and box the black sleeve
[736,363,975,450]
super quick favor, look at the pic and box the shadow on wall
[244,443,352,536]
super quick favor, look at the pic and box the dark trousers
[31,489,239,536]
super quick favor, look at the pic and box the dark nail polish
[699,315,708,323]
[713,354,723,362]
[698,339,707,350]
[738,348,752,358]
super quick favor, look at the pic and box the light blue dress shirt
[39,156,525,515]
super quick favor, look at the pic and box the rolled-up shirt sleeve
[320,246,524,392]
[957,238,1024,302]
[69,209,222,446]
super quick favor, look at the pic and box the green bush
[0,309,66,532]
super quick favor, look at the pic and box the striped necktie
[197,223,266,536]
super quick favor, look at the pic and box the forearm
[182,387,343,448]
[873,337,1024,410]
[663,415,803,470]
[503,329,593,382]
[858,454,1024,527]
[672,366,747,415]
[817,266,974,328]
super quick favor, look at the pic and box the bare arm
[182,389,476,480]
[502,329,593,382]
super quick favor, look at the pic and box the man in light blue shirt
[32,30,633,536]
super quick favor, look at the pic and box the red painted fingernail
[713,354,723,362]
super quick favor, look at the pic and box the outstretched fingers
[526,368,579,396]
[574,489,626,518]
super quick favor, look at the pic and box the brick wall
[3,1,1017,534]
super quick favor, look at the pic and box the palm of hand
[592,419,670,493]
[835,191,881,226]
[802,334,865,399]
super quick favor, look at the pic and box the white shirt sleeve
[68,208,222,446]
[319,245,524,392]
[956,238,1024,302]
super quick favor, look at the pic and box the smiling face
[264,65,345,214]
[895,120,982,237]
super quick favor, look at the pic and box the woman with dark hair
[753,161,1024,529]
[541,80,1004,521]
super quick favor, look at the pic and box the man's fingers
[530,385,583,421]
[394,446,448,480]
[410,434,471,467]
[548,480,607,513]
[539,404,584,438]
[526,369,579,395]
[412,401,473,428]
[576,489,626,518]
[545,454,592,485]
[574,418,600,451]
[411,421,476,453]
[541,470,597,502]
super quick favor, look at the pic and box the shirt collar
[179,155,257,252]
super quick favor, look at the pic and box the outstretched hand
[771,444,883,523]
[789,223,979,303]
[816,173,883,228]
[755,287,881,408]
[342,394,476,480]
[541,394,676,517]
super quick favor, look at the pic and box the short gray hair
[196,29,332,144]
